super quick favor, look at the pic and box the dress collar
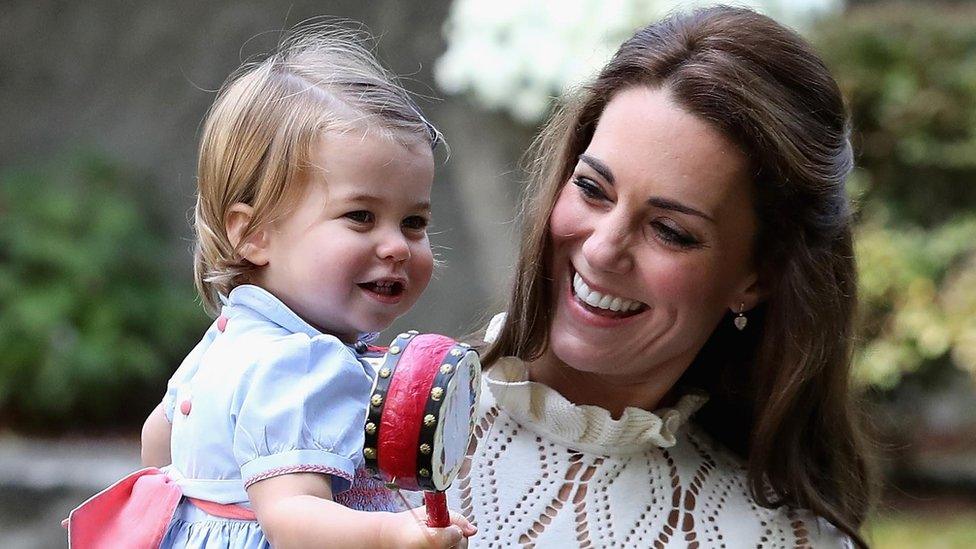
[223,285,378,343]
[482,313,707,455]
[485,358,707,455]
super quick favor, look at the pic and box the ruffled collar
[485,357,708,456]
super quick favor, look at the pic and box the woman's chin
[546,330,620,375]
[551,298,639,354]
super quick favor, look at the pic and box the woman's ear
[729,271,763,313]
[225,203,271,266]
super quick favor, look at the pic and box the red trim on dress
[187,498,257,520]
[243,465,353,489]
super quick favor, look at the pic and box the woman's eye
[402,215,429,231]
[651,220,701,249]
[344,210,374,224]
[572,176,607,200]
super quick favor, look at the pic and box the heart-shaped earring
[734,303,748,331]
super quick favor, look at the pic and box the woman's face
[545,86,760,383]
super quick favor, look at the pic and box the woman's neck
[526,350,685,418]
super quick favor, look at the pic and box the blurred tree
[814,4,976,388]
[854,216,976,388]
[0,154,209,432]
[818,4,976,225]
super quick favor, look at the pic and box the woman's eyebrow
[647,197,715,223]
[579,154,614,184]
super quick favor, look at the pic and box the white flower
[435,0,844,123]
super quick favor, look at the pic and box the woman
[446,6,874,548]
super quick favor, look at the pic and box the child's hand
[381,506,477,548]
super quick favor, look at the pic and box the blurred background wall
[1,1,975,547]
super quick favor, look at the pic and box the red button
[217,316,228,332]
[180,400,192,415]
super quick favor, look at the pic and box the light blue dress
[158,285,398,548]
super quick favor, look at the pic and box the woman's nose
[581,216,633,274]
[376,228,411,262]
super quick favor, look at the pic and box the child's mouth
[358,280,406,301]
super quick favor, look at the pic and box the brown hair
[193,22,443,314]
[485,6,875,546]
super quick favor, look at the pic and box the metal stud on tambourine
[363,332,481,527]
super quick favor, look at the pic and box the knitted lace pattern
[444,358,852,548]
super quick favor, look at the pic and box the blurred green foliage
[0,154,208,431]
[867,510,976,548]
[814,4,976,389]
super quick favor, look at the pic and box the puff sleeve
[232,333,374,494]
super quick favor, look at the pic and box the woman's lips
[565,269,648,327]
[571,269,646,314]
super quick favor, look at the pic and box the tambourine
[363,331,481,527]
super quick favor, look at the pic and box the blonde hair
[193,22,443,314]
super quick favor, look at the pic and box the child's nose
[377,230,411,262]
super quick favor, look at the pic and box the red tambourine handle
[424,491,450,527]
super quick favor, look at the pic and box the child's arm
[140,403,172,467]
[248,472,476,549]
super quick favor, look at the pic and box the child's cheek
[417,248,434,289]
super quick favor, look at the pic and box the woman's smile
[566,265,649,326]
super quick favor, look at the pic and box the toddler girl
[67,25,475,548]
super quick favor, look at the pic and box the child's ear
[225,203,271,266]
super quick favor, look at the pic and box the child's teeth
[572,272,643,312]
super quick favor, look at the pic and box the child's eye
[402,215,429,231]
[344,211,374,224]
[572,176,607,200]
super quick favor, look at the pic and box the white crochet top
[443,318,853,548]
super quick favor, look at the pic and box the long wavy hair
[484,6,875,547]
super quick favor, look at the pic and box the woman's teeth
[573,273,643,312]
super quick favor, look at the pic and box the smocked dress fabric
[155,284,397,547]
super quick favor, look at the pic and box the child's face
[257,130,435,342]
